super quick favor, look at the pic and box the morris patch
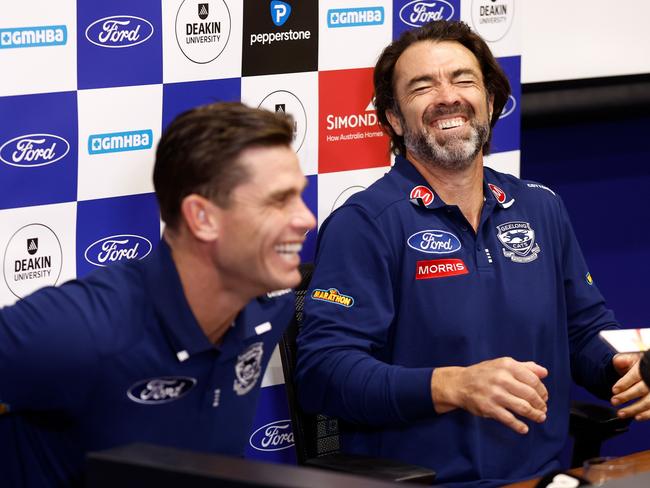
[311,288,354,307]
[233,342,264,396]
[416,259,469,280]
[496,221,541,263]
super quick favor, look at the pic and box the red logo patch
[488,183,506,204]
[409,185,434,206]
[416,259,469,280]
[318,68,391,174]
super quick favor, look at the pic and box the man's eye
[456,80,474,86]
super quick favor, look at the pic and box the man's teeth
[275,243,302,255]
[437,118,465,130]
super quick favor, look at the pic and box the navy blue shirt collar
[391,155,518,212]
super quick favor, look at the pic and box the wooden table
[504,450,650,488]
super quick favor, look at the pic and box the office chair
[279,263,630,484]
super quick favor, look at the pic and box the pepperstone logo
[85,16,154,48]
[88,129,153,155]
[175,0,231,64]
[84,234,153,267]
[0,25,67,49]
[127,377,197,405]
[399,0,455,28]
[0,134,70,168]
[327,7,384,28]
[3,224,63,299]
[257,90,307,152]
[471,0,515,42]
[271,1,291,26]
[249,420,295,452]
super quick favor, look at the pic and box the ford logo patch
[127,377,197,405]
[249,420,295,452]
[0,133,70,168]
[85,15,154,48]
[84,234,152,267]
[399,0,455,27]
[408,230,462,254]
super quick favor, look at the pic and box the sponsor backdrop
[0,0,520,463]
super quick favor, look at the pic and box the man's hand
[430,357,548,434]
[611,353,650,420]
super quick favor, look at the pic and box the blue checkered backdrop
[0,0,520,463]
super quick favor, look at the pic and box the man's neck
[407,151,485,232]
[163,231,248,345]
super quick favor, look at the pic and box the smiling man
[295,21,649,486]
[0,102,315,487]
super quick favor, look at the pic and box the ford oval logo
[407,230,462,254]
[85,15,154,48]
[127,377,197,405]
[499,95,517,119]
[0,133,70,168]
[84,234,152,267]
[399,0,455,27]
[249,420,295,452]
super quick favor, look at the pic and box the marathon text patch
[311,288,354,307]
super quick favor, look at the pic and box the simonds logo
[127,377,197,405]
[249,420,295,451]
[85,15,154,48]
[84,235,152,267]
[0,134,70,168]
[399,0,455,27]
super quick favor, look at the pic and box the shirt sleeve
[0,281,99,414]
[295,205,434,426]
[559,198,620,399]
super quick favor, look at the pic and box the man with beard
[295,21,650,486]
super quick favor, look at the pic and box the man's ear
[180,194,219,242]
[385,109,404,136]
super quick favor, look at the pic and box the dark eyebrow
[451,68,480,79]
[405,75,435,91]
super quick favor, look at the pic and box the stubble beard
[401,104,490,172]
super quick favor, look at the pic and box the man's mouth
[274,242,303,262]
[436,117,466,130]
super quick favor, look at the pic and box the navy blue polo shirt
[296,156,619,487]
[0,239,293,487]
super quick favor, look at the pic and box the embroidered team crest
[233,342,264,396]
[496,221,541,263]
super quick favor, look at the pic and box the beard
[401,103,490,172]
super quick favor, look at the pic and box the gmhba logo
[3,224,63,299]
[175,0,232,64]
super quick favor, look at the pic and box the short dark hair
[154,102,295,228]
[373,20,510,156]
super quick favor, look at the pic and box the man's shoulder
[485,167,561,208]
[334,171,406,221]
